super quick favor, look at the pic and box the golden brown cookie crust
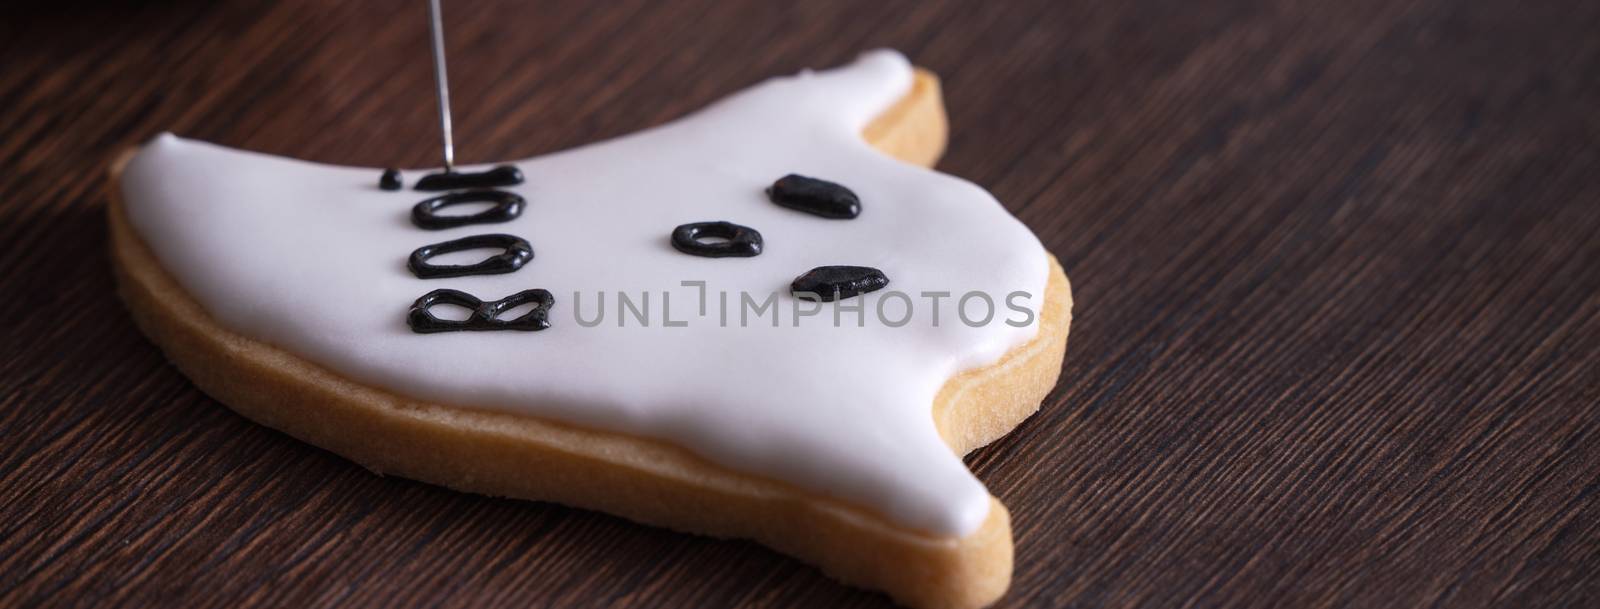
[108,69,1072,609]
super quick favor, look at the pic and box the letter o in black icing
[412,189,525,230]
[408,233,533,279]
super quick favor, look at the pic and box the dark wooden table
[4,0,1598,607]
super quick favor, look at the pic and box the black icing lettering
[767,174,860,219]
[412,189,525,229]
[790,266,889,302]
[379,168,403,190]
[414,165,525,190]
[408,233,533,279]
[407,288,553,333]
[670,221,763,258]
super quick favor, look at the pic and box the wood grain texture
[2,0,1598,607]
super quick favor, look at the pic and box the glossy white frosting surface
[122,50,1047,536]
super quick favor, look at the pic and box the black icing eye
[408,288,554,333]
[408,233,533,279]
[379,168,403,190]
[414,164,525,190]
[671,221,764,258]
[791,265,889,302]
[767,174,860,219]
[412,189,525,229]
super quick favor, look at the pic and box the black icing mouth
[670,221,764,258]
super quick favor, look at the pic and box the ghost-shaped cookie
[111,50,1072,609]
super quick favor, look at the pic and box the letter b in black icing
[408,288,554,333]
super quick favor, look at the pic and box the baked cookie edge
[106,69,1072,609]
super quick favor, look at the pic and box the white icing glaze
[121,50,1048,536]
